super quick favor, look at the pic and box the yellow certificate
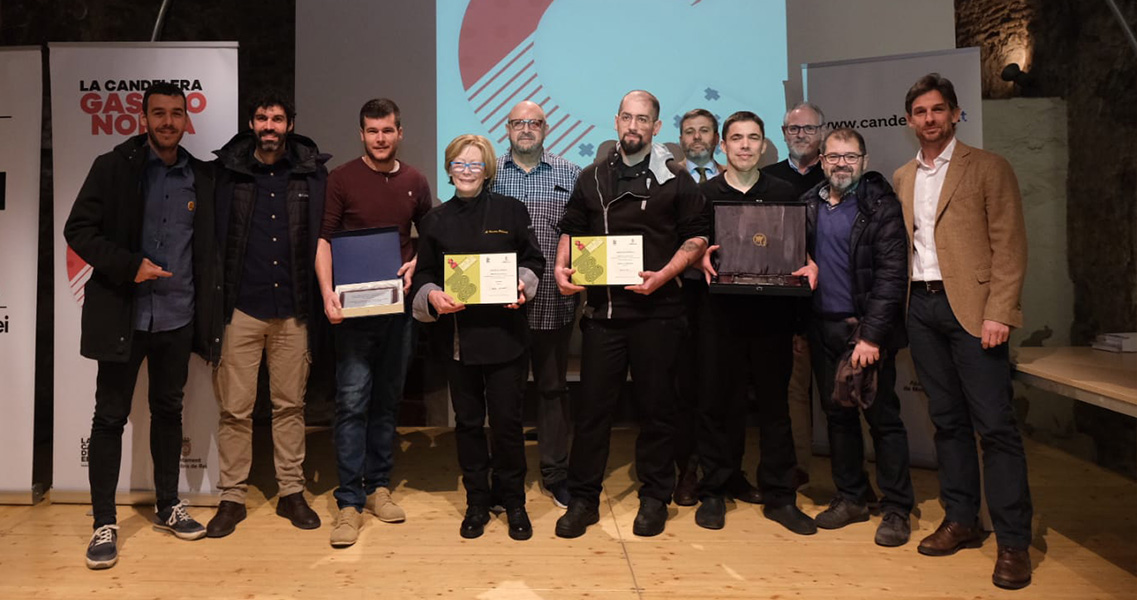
[570,235,644,286]
[443,253,518,304]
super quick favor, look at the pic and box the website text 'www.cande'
[826,111,969,130]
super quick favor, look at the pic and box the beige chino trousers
[213,309,310,503]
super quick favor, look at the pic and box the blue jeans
[332,312,413,509]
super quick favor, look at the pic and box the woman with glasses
[411,134,545,540]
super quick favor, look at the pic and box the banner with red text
[0,48,43,504]
[50,43,238,504]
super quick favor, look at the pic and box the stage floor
[1,427,1134,599]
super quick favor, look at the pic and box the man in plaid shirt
[492,100,582,508]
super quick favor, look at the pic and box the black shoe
[632,497,668,537]
[154,501,206,540]
[875,511,911,547]
[460,505,491,539]
[506,507,533,541]
[673,467,699,507]
[725,474,764,505]
[276,492,321,530]
[85,524,119,570]
[546,480,570,509]
[695,496,725,530]
[555,499,600,538]
[763,504,817,536]
[206,500,247,538]
[814,497,870,530]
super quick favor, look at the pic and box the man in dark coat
[64,82,218,570]
[801,127,914,547]
[204,91,328,538]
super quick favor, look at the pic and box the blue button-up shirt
[493,151,581,330]
[134,147,196,332]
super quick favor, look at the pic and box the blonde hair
[444,134,497,187]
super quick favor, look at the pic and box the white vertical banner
[50,43,238,504]
[804,47,982,184]
[804,48,982,469]
[0,48,43,504]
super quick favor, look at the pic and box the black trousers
[528,324,573,486]
[447,354,529,509]
[568,317,684,508]
[674,278,709,472]
[697,301,796,506]
[89,324,192,528]
[809,317,914,515]
[907,288,1033,549]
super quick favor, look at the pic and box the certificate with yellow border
[443,252,518,304]
[569,235,643,286]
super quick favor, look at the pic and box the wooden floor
[1,427,1134,599]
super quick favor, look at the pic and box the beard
[146,126,181,152]
[684,145,711,163]
[510,134,541,155]
[828,169,860,195]
[365,144,397,164]
[256,129,284,154]
[619,133,646,155]
[788,140,817,163]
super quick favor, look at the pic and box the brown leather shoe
[725,474,764,505]
[276,492,321,530]
[674,467,698,507]
[992,546,1032,590]
[917,520,984,556]
[205,500,246,538]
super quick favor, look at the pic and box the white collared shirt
[911,136,957,281]
[685,158,718,182]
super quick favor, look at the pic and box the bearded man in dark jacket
[65,82,218,570]
[801,128,914,547]
[203,91,329,538]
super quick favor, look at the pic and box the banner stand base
[48,490,220,508]
[0,491,35,505]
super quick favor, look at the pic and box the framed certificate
[569,235,643,286]
[443,252,518,305]
[708,201,810,297]
[330,227,405,317]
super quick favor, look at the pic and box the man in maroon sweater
[315,98,433,548]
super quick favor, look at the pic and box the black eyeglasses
[821,153,864,164]
[784,125,822,135]
[508,119,545,131]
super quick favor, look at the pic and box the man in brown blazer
[893,73,1032,590]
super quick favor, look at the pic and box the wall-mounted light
[1000,63,1035,89]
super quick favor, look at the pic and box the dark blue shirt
[814,185,858,317]
[236,159,294,319]
[135,147,195,332]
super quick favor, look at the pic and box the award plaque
[330,227,405,317]
[443,252,519,305]
[709,201,810,296]
[569,235,644,286]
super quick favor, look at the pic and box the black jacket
[63,133,219,362]
[208,131,330,362]
[558,143,707,319]
[411,190,544,366]
[804,171,909,349]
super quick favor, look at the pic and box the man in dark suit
[893,73,1032,590]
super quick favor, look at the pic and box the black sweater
[411,190,544,365]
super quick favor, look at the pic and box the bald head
[506,100,548,160]
[619,90,660,121]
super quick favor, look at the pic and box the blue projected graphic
[437,0,787,191]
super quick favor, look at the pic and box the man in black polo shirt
[205,91,328,537]
[695,111,815,534]
[761,102,827,489]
